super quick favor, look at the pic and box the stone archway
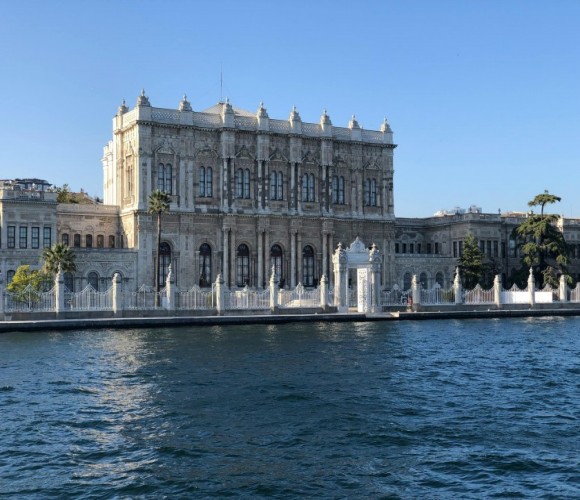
[332,237,381,313]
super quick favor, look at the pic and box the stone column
[290,230,297,287]
[320,273,328,311]
[370,243,381,313]
[297,233,302,284]
[223,228,230,286]
[269,265,279,311]
[454,267,463,304]
[290,162,296,213]
[494,274,502,308]
[264,231,270,289]
[412,275,420,308]
[328,233,334,286]
[333,243,348,312]
[322,231,328,281]
[215,273,225,315]
[257,230,264,289]
[528,268,535,306]
[55,266,65,314]
[559,274,568,302]
[165,264,175,310]
[112,273,122,316]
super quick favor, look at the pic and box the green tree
[457,233,485,289]
[42,243,77,275]
[513,191,569,288]
[148,189,171,302]
[56,184,76,203]
[6,265,51,305]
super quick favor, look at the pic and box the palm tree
[42,243,77,275]
[148,189,171,302]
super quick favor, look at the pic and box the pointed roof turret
[117,99,128,115]
[178,94,192,112]
[257,101,268,118]
[136,89,150,107]
[348,114,360,129]
[289,105,301,122]
[320,108,332,126]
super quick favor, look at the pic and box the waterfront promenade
[4,305,580,333]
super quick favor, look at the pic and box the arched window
[158,242,171,289]
[198,166,213,197]
[74,234,81,247]
[332,176,345,204]
[199,166,206,196]
[235,169,243,198]
[157,163,172,194]
[6,270,15,284]
[62,233,69,246]
[436,272,444,288]
[85,235,93,248]
[270,171,284,200]
[206,167,213,197]
[302,245,315,287]
[199,243,212,287]
[302,173,315,202]
[420,272,428,289]
[271,244,283,282]
[403,272,412,291]
[364,178,377,206]
[109,235,115,248]
[236,244,250,287]
[64,272,74,292]
[96,235,104,248]
[243,169,250,198]
[88,271,99,291]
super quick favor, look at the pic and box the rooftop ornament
[179,94,192,112]
[289,105,301,122]
[136,89,150,107]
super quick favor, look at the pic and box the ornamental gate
[332,237,381,313]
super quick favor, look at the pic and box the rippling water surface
[1,317,579,498]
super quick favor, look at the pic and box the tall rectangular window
[487,240,492,257]
[459,241,464,257]
[435,242,439,254]
[109,235,115,248]
[501,242,506,258]
[453,241,458,258]
[43,227,51,248]
[417,243,422,254]
[19,226,28,249]
[427,243,432,254]
[31,227,40,249]
[494,241,499,257]
[7,226,15,248]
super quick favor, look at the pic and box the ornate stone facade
[3,93,580,292]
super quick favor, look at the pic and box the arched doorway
[199,243,212,287]
[302,245,315,286]
[271,244,283,286]
[236,244,250,287]
[158,242,171,289]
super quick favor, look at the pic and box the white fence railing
[124,285,164,310]
[225,286,270,310]
[278,284,319,308]
[464,284,494,304]
[380,288,410,306]
[4,285,56,312]
[67,285,112,311]
[177,285,214,310]
[421,285,455,305]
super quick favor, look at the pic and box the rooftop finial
[348,114,360,129]
[117,98,128,115]
[320,108,332,126]
[257,101,268,118]
[380,116,392,133]
[179,94,192,112]
[289,105,301,121]
[136,89,150,107]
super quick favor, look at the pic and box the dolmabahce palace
[2,91,580,292]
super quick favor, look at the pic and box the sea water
[1,317,579,498]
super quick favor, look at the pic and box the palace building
[2,91,580,291]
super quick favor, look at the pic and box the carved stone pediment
[301,150,319,164]
[194,144,218,158]
[235,144,255,160]
[268,148,288,162]
[363,157,380,170]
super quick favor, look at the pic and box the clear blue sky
[1,0,579,217]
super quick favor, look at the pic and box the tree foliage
[6,265,51,303]
[457,233,484,289]
[42,243,77,275]
[513,191,569,288]
[148,189,171,298]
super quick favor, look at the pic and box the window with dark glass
[199,166,206,196]
[97,235,104,248]
[420,272,428,289]
[31,227,40,249]
[435,242,439,254]
[395,243,400,253]
[436,272,444,287]
[158,163,172,194]
[236,244,250,287]
[7,270,15,284]
[74,234,81,247]
[199,243,212,287]
[158,242,171,289]
[198,166,212,197]
[19,226,27,249]
[427,243,432,254]
[332,176,345,204]
[364,178,377,206]
[494,241,499,257]
[109,235,115,248]
[403,272,412,290]
[62,233,69,246]
[86,235,93,248]
[64,272,74,292]
[270,171,284,201]
[88,271,99,291]
[302,245,315,286]
[302,173,315,202]
[43,227,51,248]
[271,244,283,281]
